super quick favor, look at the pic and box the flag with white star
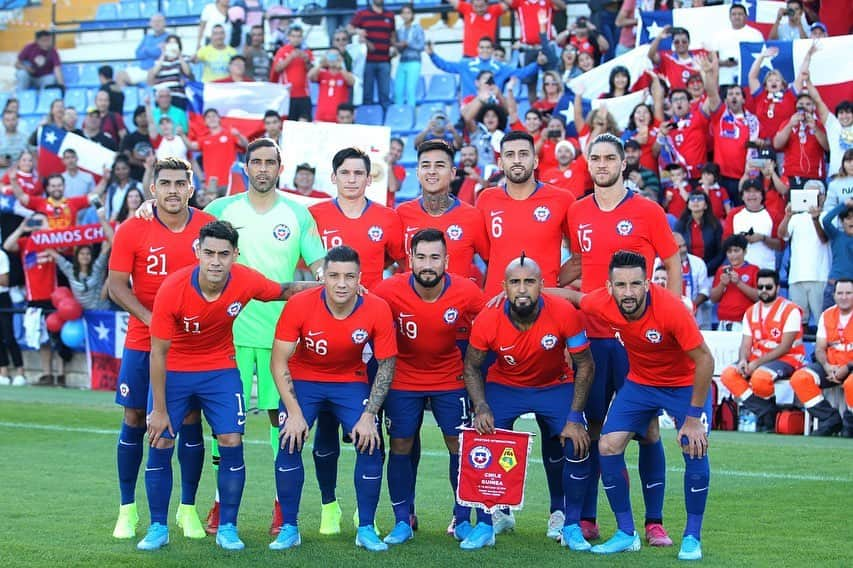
[83,310,129,391]
[37,125,116,180]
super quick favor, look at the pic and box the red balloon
[57,298,83,321]
[50,286,73,308]
[46,312,65,333]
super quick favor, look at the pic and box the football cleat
[11,375,26,386]
[447,515,458,536]
[112,503,139,539]
[561,523,592,551]
[580,519,600,540]
[269,500,283,536]
[175,504,205,539]
[215,523,244,550]
[383,521,414,545]
[492,508,516,534]
[355,525,388,552]
[645,522,673,547]
[269,524,301,550]
[319,501,342,535]
[678,535,703,561]
[590,530,641,554]
[137,523,169,550]
[204,501,220,535]
[547,510,565,540]
[459,522,495,550]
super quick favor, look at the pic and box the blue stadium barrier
[354,104,383,126]
[120,1,143,19]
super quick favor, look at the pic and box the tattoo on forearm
[463,347,488,410]
[366,357,395,414]
[569,348,595,412]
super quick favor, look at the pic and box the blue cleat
[137,523,169,551]
[383,521,414,545]
[269,524,301,550]
[215,523,244,550]
[590,530,641,554]
[355,525,388,552]
[561,523,592,551]
[459,522,495,550]
[678,535,703,560]
[453,520,474,542]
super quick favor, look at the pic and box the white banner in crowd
[280,121,391,204]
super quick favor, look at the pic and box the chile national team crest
[351,328,369,344]
[367,225,384,242]
[645,329,663,344]
[443,307,459,324]
[446,224,464,241]
[616,219,634,236]
[273,224,291,241]
[227,301,243,317]
[469,445,492,469]
[540,333,558,350]
[533,205,551,222]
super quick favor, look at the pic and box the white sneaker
[547,510,565,540]
[11,375,27,386]
[492,508,516,534]
[0,375,10,386]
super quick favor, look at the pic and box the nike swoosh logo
[118,440,137,446]
[490,210,503,216]
[314,451,336,458]
[499,345,514,352]
[229,465,245,472]
[569,473,589,480]
[690,486,709,493]
[237,419,246,426]
[149,246,165,253]
[278,466,301,473]
[578,223,591,229]
[645,482,663,489]
[184,441,203,448]
[307,331,323,337]
[184,316,199,321]
[390,500,406,507]
[361,474,382,480]
[323,230,339,235]
[602,484,616,490]
[398,313,414,318]
[547,457,564,464]
[405,226,419,232]
[145,467,164,472]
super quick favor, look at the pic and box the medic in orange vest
[720,269,806,432]
[790,279,853,437]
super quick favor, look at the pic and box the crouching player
[140,220,314,551]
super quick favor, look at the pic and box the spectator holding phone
[710,234,760,331]
[769,1,809,41]
[675,190,724,275]
[148,35,194,110]
[308,48,355,123]
[270,25,314,121]
[747,47,797,144]
[414,110,463,150]
[1,150,42,198]
[773,92,828,185]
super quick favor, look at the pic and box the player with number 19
[140,220,317,551]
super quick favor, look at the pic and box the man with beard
[720,268,807,432]
[461,255,594,550]
[371,229,485,545]
[555,250,714,560]
[475,130,575,539]
[562,133,681,547]
[451,144,484,206]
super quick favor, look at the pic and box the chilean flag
[739,36,853,114]
[185,81,290,140]
[638,1,785,50]
[37,125,116,180]
[83,310,128,391]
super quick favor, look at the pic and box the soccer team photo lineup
[1,0,851,564]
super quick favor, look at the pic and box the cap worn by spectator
[296,163,315,174]
[432,110,448,121]
[810,22,827,33]
[624,139,641,151]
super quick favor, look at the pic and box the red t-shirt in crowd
[540,161,589,200]
[372,272,485,391]
[387,163,405,208]
[510,0,552,44]
[746,87,796,142]
[2,170,42,197]
[150,263,282,371]
[315,70,350,123]
[713,262,759,322]
[109,207,216,351]
[776,119,827,180]
[580,285,704,388]
[670,102,711,178]
[308,198,404,289]
[457,1,505,57]
[198,129,239,186]
[657,50,708,91]
[270,44,313,98]
[711,106,758,179]
[275,287,397,383]
[469,294,588,388]
[19,236,56,302]
[700,183,730,220]
[26,195,90,229]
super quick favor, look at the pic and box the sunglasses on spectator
[672,38,688,44]
[543,81,559,86]
[796,106,808,112]
[757,284,775,290]
[688,195,706,202]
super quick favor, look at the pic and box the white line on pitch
[1,421,849,483]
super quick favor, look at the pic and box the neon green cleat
[319,501,342,535]
[112,503,139,539]
[176,504,206,539]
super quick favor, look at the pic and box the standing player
[140,220,316,551]
[307,146,404,534]
[562,133,681,545]
[372,229,485,545]
[269,246,397,552]
[203,138,327,534]
[475,129,577,537]
[461,256,595,550]
[562,251,714,560]
[108,157,216,540]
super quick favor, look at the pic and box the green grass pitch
[0,387,849,567]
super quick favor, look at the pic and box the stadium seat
[399,140,418,165]
[446,104,461,127]
[384,104,414,132]
[121,1,142,18]
[123,88,139,113]
[140,1,158,17]
[165,0,189,17]
[19,116,39,136]
[95,3,120,20]
[79,64,101,87]
[188,0,206,15]
[16,91,38,115]
[61,64,80,86]
[354,104,383,126]
[35,90,58,115]
[396,171,421,202]
[414,103,446,131]
[64,88,89,111]
[0,93,8,110]
[424,75,457,102]
[416,75,426,100]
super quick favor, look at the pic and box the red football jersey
[510,0,552,44]
[457,2,505,57]
[657,50,708,91]
[275,287,397,383]
[20,237,56,302]
[150,263,282,371]
[712,262,759,322]
[309,199,404,289]
[567,191,679,338]
[27,195,90,230]
[198,130,239,186]
[270,44,313,98]
[469,294,588,388]
[746,87,796,141]
[540,161,589,199]
[711,106,757,179]
[777,120,827,180]
[315,69,350,123]
[109,207,216,351]
[476,183,574,296]
[580,285,704,387]
[670,103,711,178]
[373,272,485,391]
[397,196,490,280]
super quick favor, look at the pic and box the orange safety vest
[747,297,806,367]
[822,306,853,366]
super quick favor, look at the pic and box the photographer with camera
[414,110,463,150]
[308,48,355,123]
[709,234,760,332]
[148,35,195,110]
[769,1,809,41]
